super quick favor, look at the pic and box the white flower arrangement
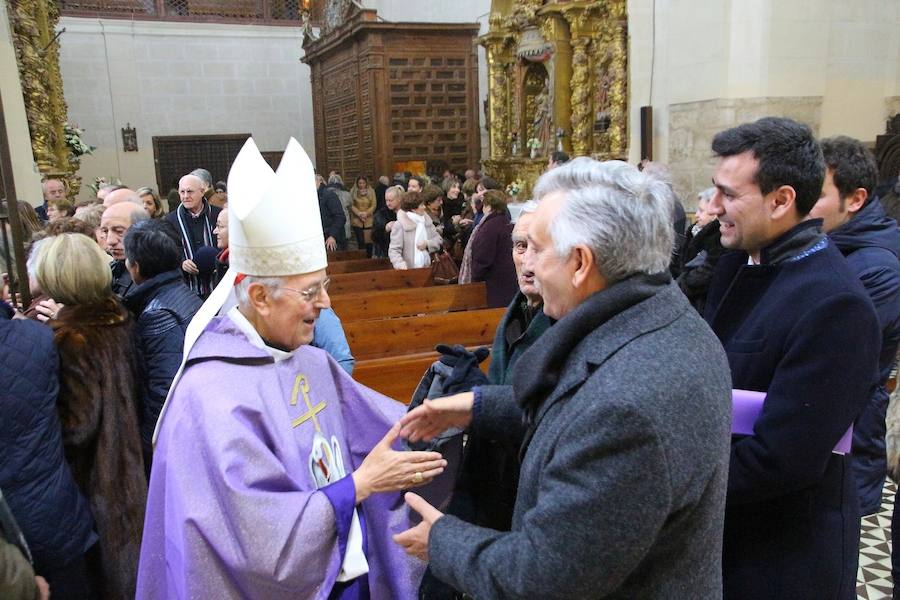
[64,123,95,157]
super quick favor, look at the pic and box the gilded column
[606,1,628,158]
[485,39,510,158]
[569,36,592,156]
[7,0,80,194]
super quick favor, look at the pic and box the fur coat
[51,298,147,600]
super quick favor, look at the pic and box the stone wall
[668,97,822,208]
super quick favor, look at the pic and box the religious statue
[530,80,552,157]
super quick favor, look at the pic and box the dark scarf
[175,201,214,296]
[512,272,671,424]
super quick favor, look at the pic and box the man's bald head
[178,175,206,214]
[100,201,150,260]
[103,187,143,208]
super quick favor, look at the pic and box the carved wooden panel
[152,133,250,196]
[303,17,480,179]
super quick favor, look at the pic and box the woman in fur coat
[32,234,147,600]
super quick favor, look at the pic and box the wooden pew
[330,282,488,322]
[329,267,433,295]
[328,249,367,261]
[327,258,392,275]
[344,307,505,361]
[354,349,492,403]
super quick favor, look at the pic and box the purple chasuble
[137,314,424,599]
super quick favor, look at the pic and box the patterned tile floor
[859,481,896,599]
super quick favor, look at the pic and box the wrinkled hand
[352,423,446,504]
[393,492,443,561]
[399,392,474,443]
[458,218,473,227]
[325,236,337,251]
[416,241,428,251]
[35,298,63,323]
[182,259,199,275]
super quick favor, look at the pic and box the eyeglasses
[279,278,331,302]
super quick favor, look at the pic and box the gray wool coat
[427,275,733,599]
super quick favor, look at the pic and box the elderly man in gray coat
[396,158,733,599]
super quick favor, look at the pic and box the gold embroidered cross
[290,375,325,431]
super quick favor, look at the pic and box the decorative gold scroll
[7,0,82,196]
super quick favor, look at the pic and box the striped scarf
[175,201,214,297]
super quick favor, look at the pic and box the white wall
[627,0,900,165]
[58,17,311,200]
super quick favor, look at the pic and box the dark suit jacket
[428,276,733,599]
[705,221,881,599]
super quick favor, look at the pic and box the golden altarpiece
[5,0,82,195]
[481,0,627,197]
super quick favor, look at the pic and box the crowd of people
[1,116,900,599]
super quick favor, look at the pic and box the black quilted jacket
[122,270,202,463]
[0,304,96,572]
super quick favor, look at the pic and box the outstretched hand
[393,492,444,561]
[352,423,446,504]
[399,392,475,443]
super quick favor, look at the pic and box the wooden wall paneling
[303,19,480,182]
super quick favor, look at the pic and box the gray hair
[190,168,213,187]
[640,161,673,188]
[697,186,716,204]
[26,237,47,279]
[328,173,344,186]
[533,158,674,283]
[385,185,404,199]
[234,275,285,307]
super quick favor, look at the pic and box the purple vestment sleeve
[321,475,357,561]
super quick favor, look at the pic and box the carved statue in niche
[523,63,551,157]
[530,82,551,157]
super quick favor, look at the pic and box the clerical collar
[228,306,295,362]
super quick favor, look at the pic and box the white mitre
[228,137,327,276]
[153,137,327,444]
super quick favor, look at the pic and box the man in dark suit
[704,118,881,599]
[396,158,733,598]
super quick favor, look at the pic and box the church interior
[2,1,900,599]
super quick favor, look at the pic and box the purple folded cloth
[731,389,852,455]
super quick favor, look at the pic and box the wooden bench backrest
[328,249,367,261]
[328,267,434,295]
[354,349,492,403]
[344,307,505,361]
[327,258,392,275]
[331,282,488,322]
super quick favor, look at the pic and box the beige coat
[350,188,376,229]
[388,210,443,269]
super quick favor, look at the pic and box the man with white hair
[138,138,445,599]
[37,178,66,221]
[396,158,733,598]
[165,173,222,298]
